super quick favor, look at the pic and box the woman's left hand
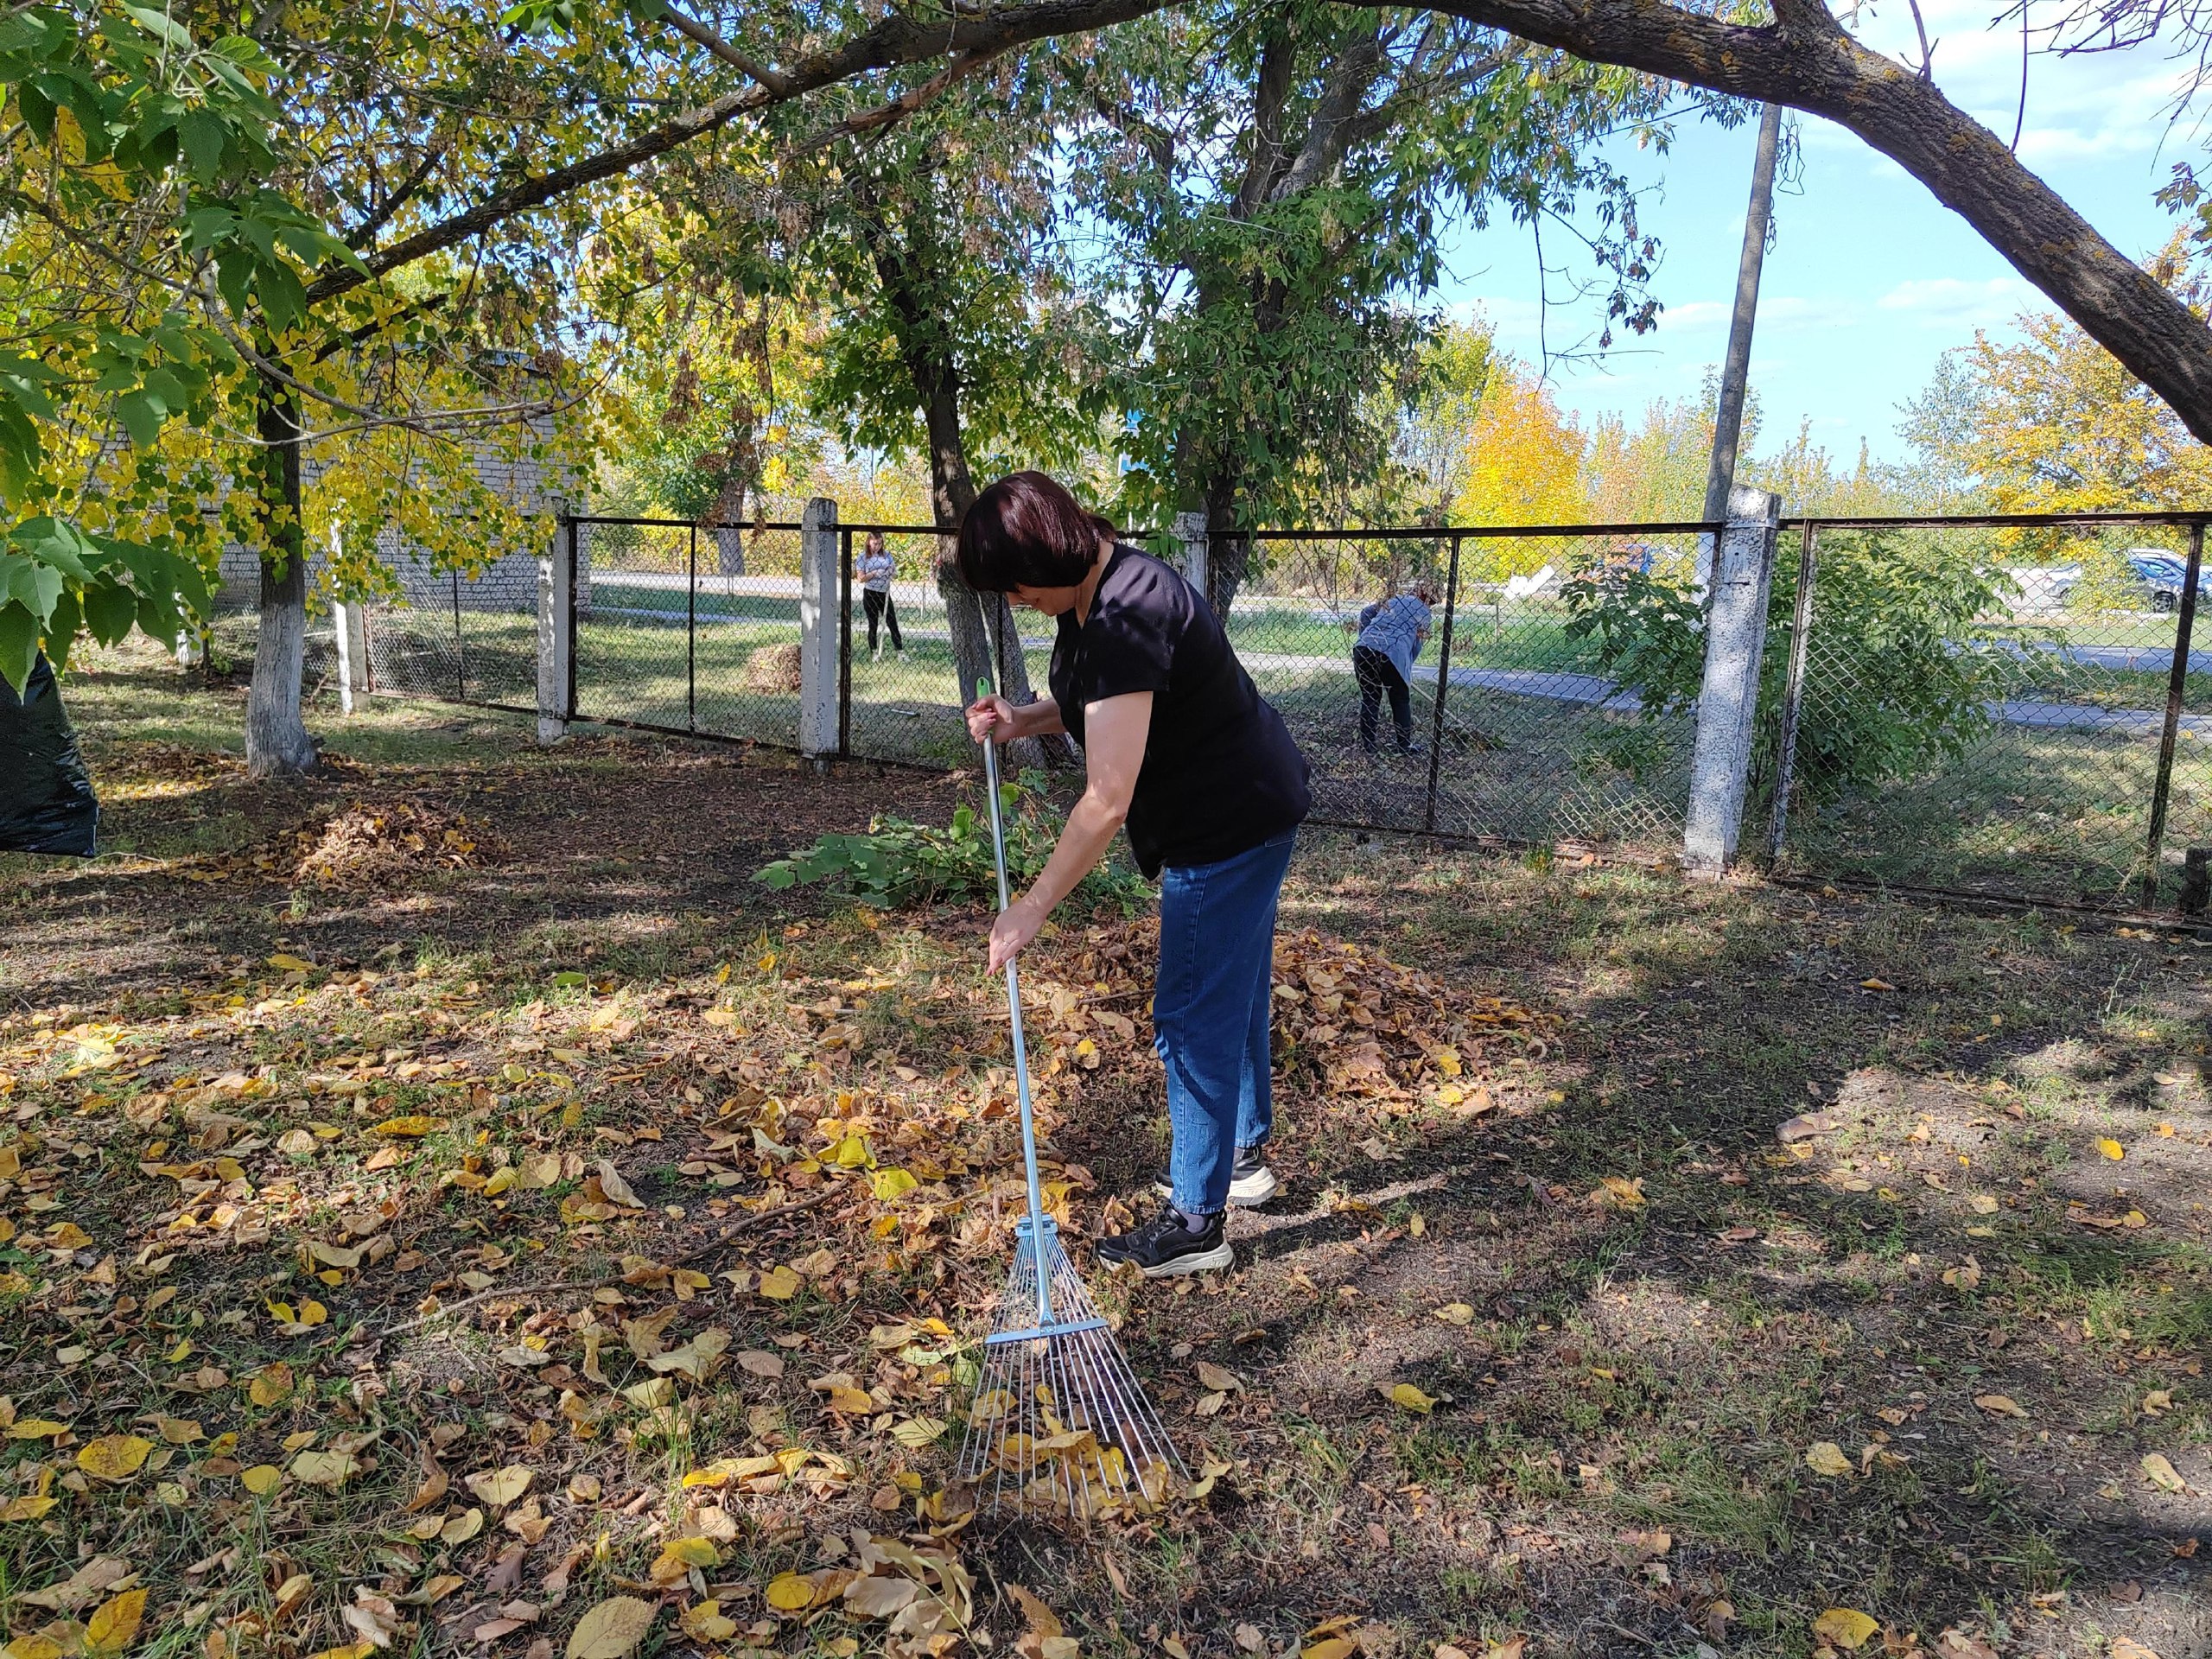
[988,898,1045,975]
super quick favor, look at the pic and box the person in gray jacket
[856,531,905,659]
[1351,580,1435,755]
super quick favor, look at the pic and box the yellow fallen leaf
[648,1536,720,1584]
[248,1363,294,1407]
[764,1573,817,1612]
[1804,1441,1854,1477]
[1388,1382,1434,1414]
[240,1465,283,1496]
[370,1116,443,1138]
[1302,1641,1357,1659]
[85,1588,147,1656]
[6,1639,66,1659]
[1434,1303,1476,1325]
[465,1466,533,1507]
[1813,1609,1879,1650]
[1589,1175,1645,1210]
[822,1385,874,1415]
[1860,977,1897,992]
[758,1266,802,1300]
[678,1602,737,1643]
[871,1167,918,1203]
[440,1508,484,1545]
[288,1451,358,1487]
[1974,1394,2029,1420]
[0,1496,57,1522]
[76,1436,154,1480]
[2141,1452,2187,1493]
[6,1420,69,1440]
[2097,1138,2126,1161]
[267,953,315,971]
[564,1596,658,1659]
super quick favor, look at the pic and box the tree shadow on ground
[1014,837,2212,1658]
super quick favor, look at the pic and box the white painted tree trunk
[245,380,318,776]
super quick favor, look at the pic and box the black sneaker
[1096,1205,1234,1277]
[1154,1147,1280,1209]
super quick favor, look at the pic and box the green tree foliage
[1063,0,1669,607]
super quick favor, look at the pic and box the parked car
[2124,548,2191,611]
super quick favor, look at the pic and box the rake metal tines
[956,1216,1186,1520]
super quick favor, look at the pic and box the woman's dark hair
[955,471,1114,593]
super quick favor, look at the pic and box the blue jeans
[1154,830,1296,1217]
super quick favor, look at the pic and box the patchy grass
[0,644,2208,1659]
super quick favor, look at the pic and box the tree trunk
[1200,467,1249,620]
[1372,0,2212,448]
[245,377,318,777]
[909,353,1065,770]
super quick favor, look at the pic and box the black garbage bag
[0,653,99,856]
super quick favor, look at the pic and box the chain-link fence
[397,504,2212,918]
[1223,526,1710,849]
[1761,514,2210,911]
[568,517,808,747]
[360,529,539,712]
[836,524,1072,771]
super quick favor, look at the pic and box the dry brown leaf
[594,1161,643,1209]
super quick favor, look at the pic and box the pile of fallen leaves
[1016,918,1560,1122]
[94,742,243,801]
[292,800,509,886]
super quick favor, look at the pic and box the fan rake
[954,687,1185,1519]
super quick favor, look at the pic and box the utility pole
[1700,100,1784,591]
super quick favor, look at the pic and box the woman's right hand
[966,695,1019,744]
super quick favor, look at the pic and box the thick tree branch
[306,0,1179,304]
[1278,24,1391,198]
[1357,0,2212,445]
[792,42,1013,153]
[656,0,792,96]
[1234,26,1300,218]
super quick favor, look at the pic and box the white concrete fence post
[537,515,575,747]
[1172,510,1209,600]
[798,497,840,760]
[1682,485,1782,878]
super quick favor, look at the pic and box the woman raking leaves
[956,472,1310,1276]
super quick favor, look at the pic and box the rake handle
[976,680,1056,1323]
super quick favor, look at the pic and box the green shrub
[1564,528,2018,798]
[753,768,1153,912]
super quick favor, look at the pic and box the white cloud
[1875,275,2039,327]
[1838,0,2196,166]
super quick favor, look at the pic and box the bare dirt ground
[1,648,2208,1659]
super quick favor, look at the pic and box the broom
[954,682,1185,1518]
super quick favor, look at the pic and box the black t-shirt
[1048,545,1310,877]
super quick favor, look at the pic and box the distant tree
[1953,241,2212,519]
[1584,393,1726,524]
[1452,360,1590,554]
[1891,351,1987,513]
[1395,320,1497,524]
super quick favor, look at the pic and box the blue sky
[1438,0,2199,463]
